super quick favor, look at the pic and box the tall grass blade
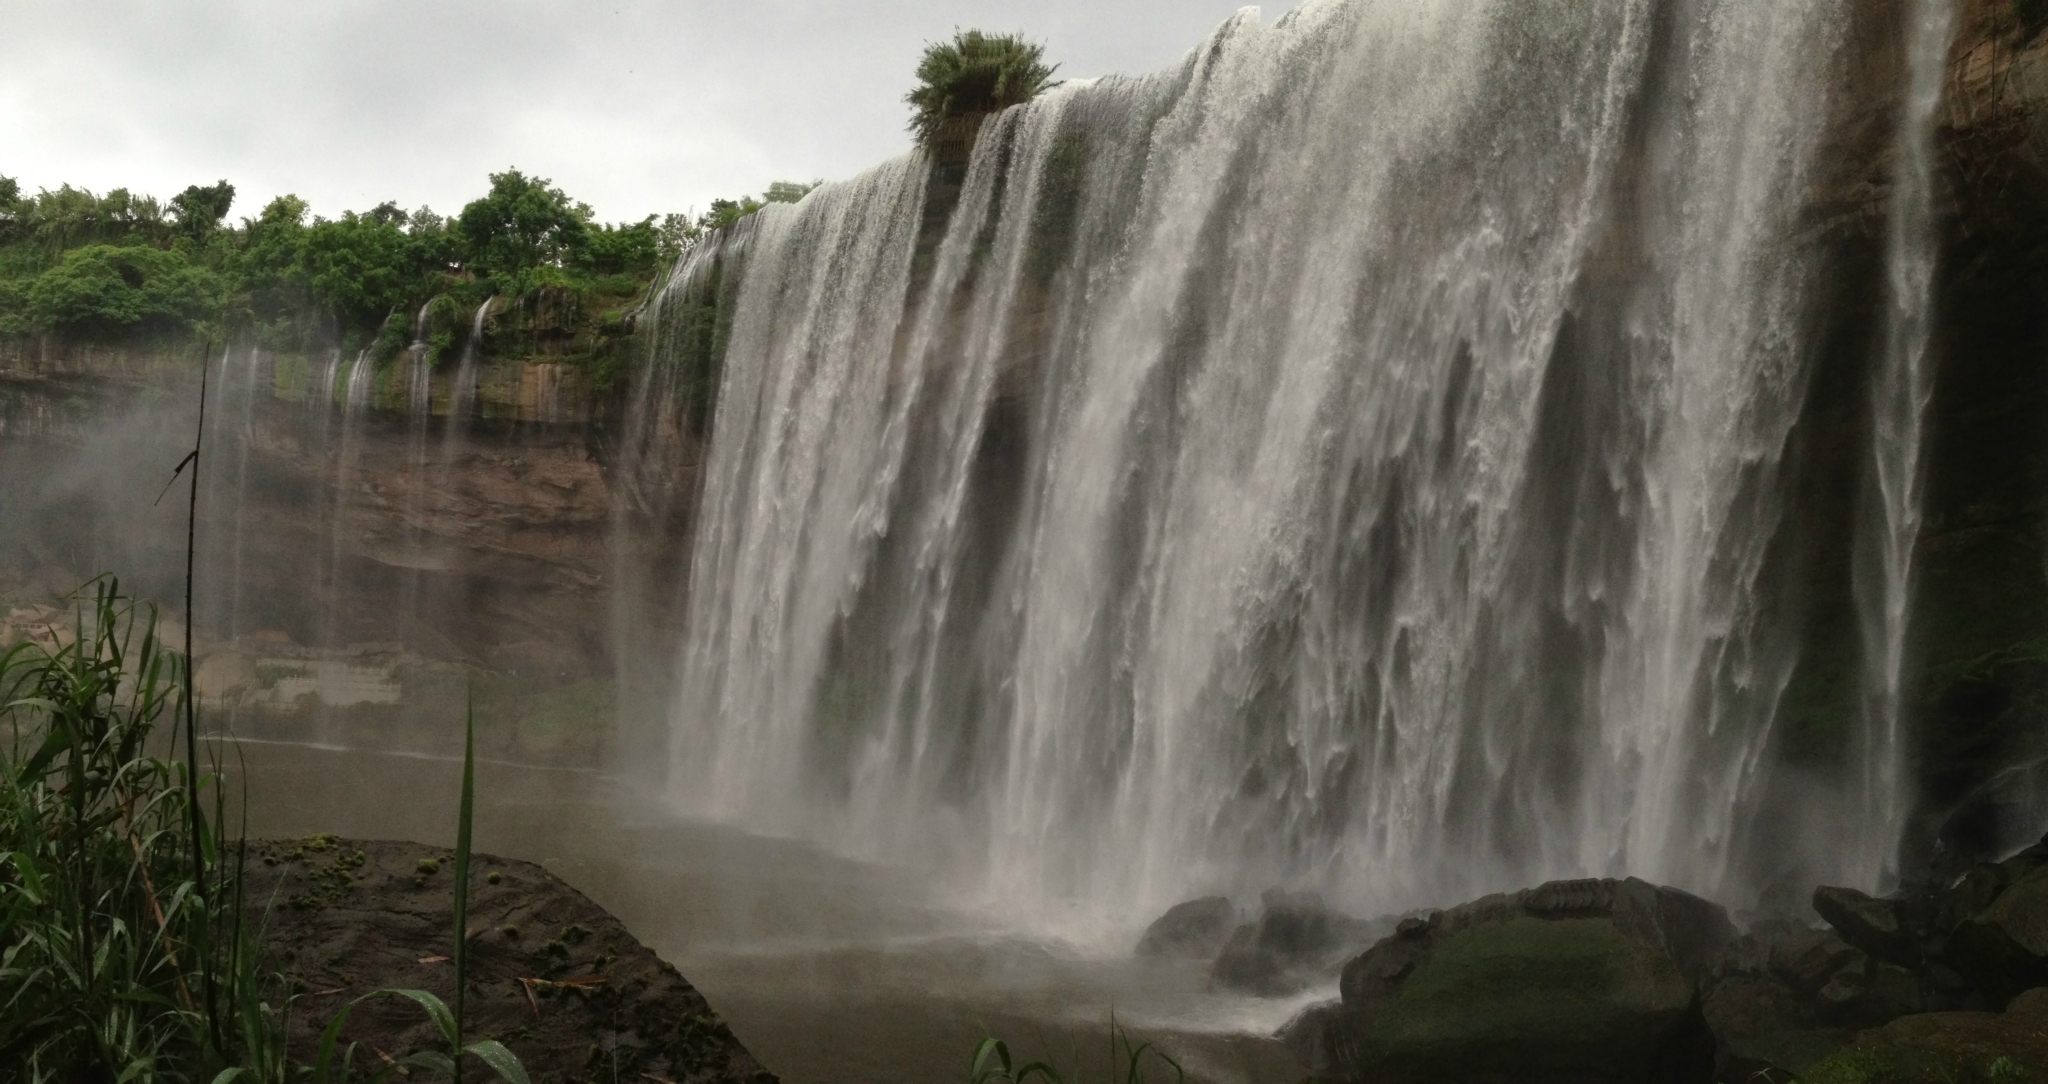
[452,684,477,1084]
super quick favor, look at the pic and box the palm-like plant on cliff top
[906,30,1060,148]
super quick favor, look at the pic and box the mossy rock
[1290,879,1730,1083]
[1349,916,1696,1080]
[1798,1009,2048,1084]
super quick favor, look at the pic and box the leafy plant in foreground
[968,1015,1182,1084]
[0,578,284,1081]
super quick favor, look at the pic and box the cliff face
[0,298,651,729]
[1899,1,2048,868]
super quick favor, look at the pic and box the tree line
[0,171,818,351]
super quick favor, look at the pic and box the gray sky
[2,2,1289,225]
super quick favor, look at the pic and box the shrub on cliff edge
[906,30,1058,148]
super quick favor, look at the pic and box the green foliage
[0,167,803,359]
[20,244,221,337]
[0,580,288,1081]
[967,1016,1182,1084]
[906,30,1059,147]
[457,170,591,293]
[170,180,235,242]
[764,180,821,205]
[578,216,662,277]
[300,210,432,328]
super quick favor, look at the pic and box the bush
[905,30,1058,148]
[22,244,221,336]
[0,581,282,1079]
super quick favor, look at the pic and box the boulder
[1944,866,2048,1002]
[1135,896,1237,959]
[2010,987,2048,1019]
[1700,973,1851,1078]
[194,650,257,699]
[1282,878,1732,1083]
[1794,1004,2048,1084]
[1813,886,1921,966]
[1770,927,1862,996]
[1211,890,1382,996]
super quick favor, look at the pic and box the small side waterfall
[399,301,439,629]
[447,298,493,437]
[1859,0,1957,885]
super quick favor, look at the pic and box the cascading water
[324,348,378,649]
[400,301,438,624]
[634,0,1918,928]
[1857,0,1955,887]
[447,297,493,440]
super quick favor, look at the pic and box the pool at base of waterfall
[234,741,1310,1084]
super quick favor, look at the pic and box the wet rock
[1813,885,1920,965]
[1135,896,1237,959]
[1796,1004,2048,1083]
[1936,863,2013,933]
[2009,986,2048,1018]
[1703,975,1815,1045]
[1285,878,1730,1083]
[1211,890,1381,996]
[1695,967,1843,1073]
[1944,866,2048,1002]
[195,650,257,699]
[1770,927,1862,995]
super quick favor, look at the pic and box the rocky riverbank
[1134,830,2048,1083]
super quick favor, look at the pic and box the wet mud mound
[245,836,775,1084]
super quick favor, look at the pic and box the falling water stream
[628,0,1936,934]
[1859,0,1956,886]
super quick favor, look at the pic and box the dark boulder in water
[1135,895,1238,959]
[1281,878,1732,1083]
[1209,890,1385,996]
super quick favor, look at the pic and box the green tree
[228,194,312,324]
[905,30,1058,148]
[300,209,424,329]
[765,179,822,204]
[169,179,235,242]
[456,170,591,289]
[578,216,662,276]
[22,244,219,335]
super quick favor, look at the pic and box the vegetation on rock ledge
[0,170,821,365]
[906,30,1059,148]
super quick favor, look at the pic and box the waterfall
[399,301,438,629]
[635,0,1890,926]
[324,349,378,649]
[219,346,263,642]
[1859,0,1956,886]
[448,297,493,436]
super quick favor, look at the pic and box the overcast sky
[2,2,1293,225]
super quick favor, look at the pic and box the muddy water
[232,741,1306,1084]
